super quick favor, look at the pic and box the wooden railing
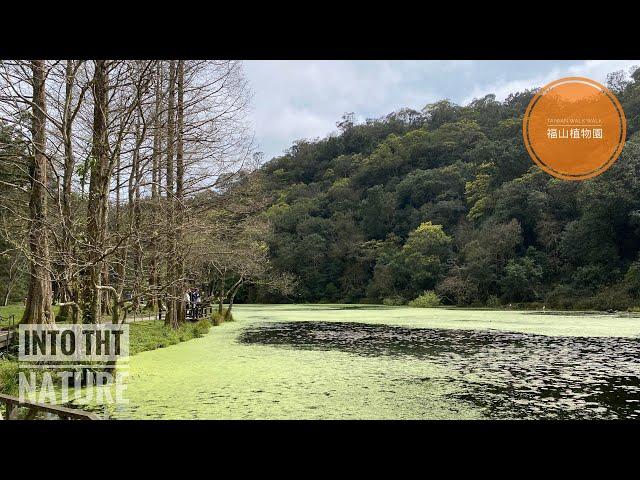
[0,314,15,328]
[158,302,214,322]
[191,303,214,320]
[0,393,100,420]
[0,317,16,350]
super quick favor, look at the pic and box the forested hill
[251,68,640,309]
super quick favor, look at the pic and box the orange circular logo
[522,77,626,180]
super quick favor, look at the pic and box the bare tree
[22,60,54,324]
[0,59,273,329]
[83,59,109,323]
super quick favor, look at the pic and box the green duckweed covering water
[87,305,640,420]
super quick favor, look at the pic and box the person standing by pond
[193,288,202,318]
[184,290,192,318]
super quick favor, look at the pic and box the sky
[243,60,640,161]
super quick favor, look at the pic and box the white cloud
[463,60,640,104]
[245,60,640,160]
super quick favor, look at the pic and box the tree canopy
[253,66,640,310]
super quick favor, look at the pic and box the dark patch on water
[238,321,640,420]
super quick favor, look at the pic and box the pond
[98,305,640,419]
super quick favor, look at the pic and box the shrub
[486,295,501,308]
[586,285,633,311]
[0,359,19,395]
[436,274,477,306]
[507,302,545,310]
[55,310,69,323]
[193,318,212,335]
[211,309,233,326]
[382,296,406,306]
[545,284,578,310]
[408,290,441,308]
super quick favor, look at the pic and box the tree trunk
[175,60,185,324]
[59,60,78,321]
[96,285,121,325]
[133,110,143,310]
[83,60,109,324]
[149,62,162,312]
[164,60,179,329]
[22,60,54,325]
[224,284,242,321]
[224,278,243,320]
[218,269,226,314]
[225,295,235,320]
[115,146,126,299]
[59,301,82,324]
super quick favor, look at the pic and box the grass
[0,303,62,327]
[0,317,212,396]
[128,318,211,355]
[0,303,24,327]
[0,359,19,395]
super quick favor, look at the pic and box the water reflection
[238,321,640,419]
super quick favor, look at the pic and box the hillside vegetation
[248,68,640,310]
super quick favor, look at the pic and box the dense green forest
[246,68,640,309]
